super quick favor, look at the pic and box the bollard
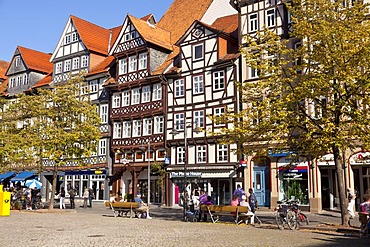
[0,185,11,216]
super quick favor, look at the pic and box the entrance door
[253,167,271,207]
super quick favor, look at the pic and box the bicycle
[290,201,309,226]
[274,200,300,230]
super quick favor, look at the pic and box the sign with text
[170,171,202,178]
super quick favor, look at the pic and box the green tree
[220,0,370,225]
[2,74,101,209]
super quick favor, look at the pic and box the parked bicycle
[274,199,309,230]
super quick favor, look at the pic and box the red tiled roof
[102,77,117,86]
[0,60,9,80]
[152,47,180,75]
[87,56,115,77]
[211,14,239,38]
[109,26,122,51]
[157,0,213,44]
[129,15,172,51]
[141,14,155,22]
[71,15,111,55]
[0,79,8,96]
[17,46,53,74]
[32,72,53,89]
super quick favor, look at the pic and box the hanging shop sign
[349,152,370,165]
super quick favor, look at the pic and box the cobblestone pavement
[0,202,369,247]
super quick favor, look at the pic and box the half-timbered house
[166,14,240,206]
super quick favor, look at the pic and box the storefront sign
[349,152,370,165]
[317,154,335,166]
[278,156,308,173]
[170,172,202,178]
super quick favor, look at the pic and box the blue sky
[0,0,174,62]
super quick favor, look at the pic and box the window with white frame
[197,145,206,163]
[138,53,147,70]
[133,120,142,137]
[129,56,137,72]
[194,110,204,128]
[113,122,122,139]
[89,80,98,93]
[175,79,184,97]
[143,118,152,135]
[213,71,225,90]
[64,60,71,72]
[100,105,108,124]
[132,88,140,104]
[153,83,162,100]
[81,55,88,67]
[249,13,258,32]
[142,86,150,103]
[72,32,78,42]
[65,35,71,44]
[80,84,88,95]
[23,74,28,85]
[122,90,130,106]
[218,144,228,162]
[174,113,184,130]
[72,57,79,70]
[15,57,21,67]
[154,116,164,134]
[99,139,107,155]
[56,62,62,74]
[157,149,166,160]
[122,121,132,138]
[177,147,185,164]
[112,93,121,108]
[193,75,204,94]
[16,76,22,86]
[266,9,275,27]
[193,44,203,60]
[119,58,127,75]
[10,78,15,88]
[214,107,225,126]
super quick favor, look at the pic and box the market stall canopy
[25,179,42,189]
[10,171,36,183]
[0,172,16,182]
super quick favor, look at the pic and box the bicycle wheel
[298,212,309,225]
[275,213,284,230]
[286,210,298,230]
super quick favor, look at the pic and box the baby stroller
[185,209,199,222]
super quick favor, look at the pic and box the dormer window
[65,35,71,44]
[72,32,78,42]
[15,57,21,67]
[193,44,203,61]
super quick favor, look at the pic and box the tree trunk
[48,163,58,210]
[332,145,349,226]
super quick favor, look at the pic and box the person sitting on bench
[240,195,255,225]
[134,193,152,219]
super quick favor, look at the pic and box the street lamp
[140,141,151,218]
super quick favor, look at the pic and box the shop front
[349,151,370,208]
[317,154,337,210]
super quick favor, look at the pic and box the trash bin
[0,185,11,216]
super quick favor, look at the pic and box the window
[16,76,22,86]
[10,78,15,88]
[177,147,185,164]
[113,122,122,139]
[193,44,203,60]
[249,13,258,32]
[100,105,108,124]
[135,151,144,161]
[138,53,147,70]
[175,79,184,97]
[193,75,204,94]
[15,57,21,67]
[99,139,107,155]
[194,111,204,128]
[81,56,88,67]
[89,80,98,93]
[143,118,152,135]
[65,35,71,44]
[154,116,164,134]
[132,88,140,104]
[197,145,206,163]
[142,86,151,103]
[214,107,225,126]
[23,74,28,85]
[80,84,88,95]
[64,60,71,72]
[218,144,228,162]
[72,57,79,70]
[266,9,275,27]
[174,113,184,130]
[213,71,225,90]
[133,120,142,137]
[72,32,78,42]
[129,56,137,72]
[112,93,121,108]
[56,62,62,74]
[153,83,162,100]
[122,121,132,138]
[119,58,127,75]
[122,91,130,106]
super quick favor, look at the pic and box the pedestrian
[240,195,255,225]
[347,188,356,219]
[88,187,94,208]
[360,194,370,213]
[69,187,76,209]
[24,188,32,210]
[83,188,89,208]
[31,187,38,210]
[231,195,239,206]
[233,184,246,202]
[134,193,151,219]
[248,188,257,213]
[198,190,208,221]
[59,187,66,209]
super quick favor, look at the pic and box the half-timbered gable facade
[166,14,240,205]
[107,14,172,202]
[5,46,52,97]
[50,15,111,83]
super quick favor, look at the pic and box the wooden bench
[200,205,253,224]
[105,201,145,218]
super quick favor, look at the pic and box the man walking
[69,187,76,209]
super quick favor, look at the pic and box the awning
[0,172,16,182]
[10,171,36,183]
